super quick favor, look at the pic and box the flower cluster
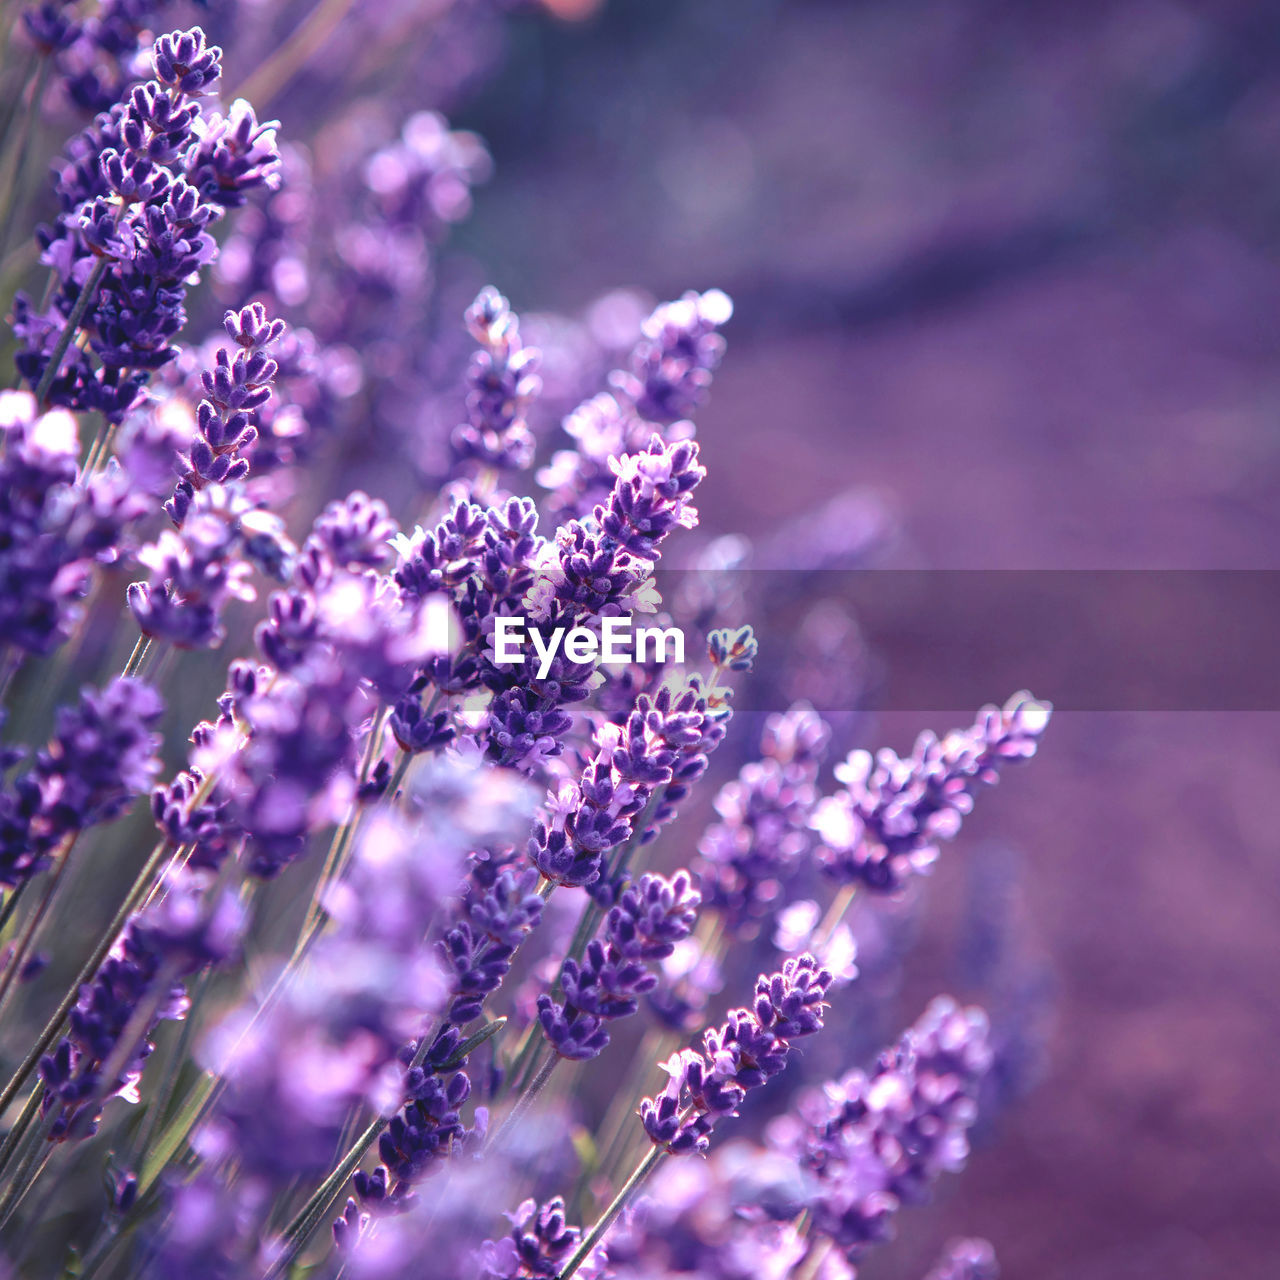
[359,851,544,1206]
[479,1196,606,1279]
[22,0,184,112]
[812,692,1052,893]
[0,14,1059,1278]
[165,302,288,523]
[0,391,155,655]
[39,867,245,1141]
[769,997,993,1257]
[128,480,293,648]
[11,28,279,420]
[537,870,700,1060]
[529,676,727,890]
[0,677,163,888]
[451,287,541,476]
[540,290,732,520]
[696,702,831,939]
[642,955,833,1155]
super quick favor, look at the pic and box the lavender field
[0,1,1275,1278]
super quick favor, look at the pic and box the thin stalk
[0,1087,41,1187]
[0,1114,55,1233]
[490,1053,557,1151]
[229,0,357,108]
[586,1025,665,1200]
[269,1112,380,1278]
[0,55,49,264]
[0,837,174,1120]
[0,883,28,943]
[814,884,858,950]
[556,1144,665,1280]
[33,256,107,406]
[270,1018,506,1276]
[790,1235,835,1280]
[0,842,72,1022]
[121,635,152,681]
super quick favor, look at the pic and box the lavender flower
[129,482,294,649]
[0,392,152,655]
[923,1239,999,1280]
[165,303,288,524]
[641,955,832,1155]
[39,867,244,1141]
[0,677,163,888]
[479,1196,606,1279]
[198,653,362,878]
[769,997,993,1257]
[612,288,733,424]
[811,692,1051,893]
[696,702,830,939]
[451,286,541,476]
[11,27,281,420]
[537,870,700,1061]
[539,290,732,520]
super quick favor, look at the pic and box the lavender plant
[0,11,1056,1280]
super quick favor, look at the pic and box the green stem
[121,634,151,681]
[33,257,108,406]
[269,1017,506,1276]
[0,837,174,1120]
[0,845,71,1024]
[557,1144,665,1280]
[0,883,28,943]
[0,56,49,266]
[0,1087,41,1188]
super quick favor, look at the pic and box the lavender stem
[557,1143,666,1280]
[33,257,107,407]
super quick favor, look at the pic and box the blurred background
[7,0,1280,1275]
[448,3,1280,1277]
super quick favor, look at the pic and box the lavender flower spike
[451,286,542,476]
[641,955,832,1155]
[479,1197,606,1279]
[923,1239,1000,1280]
[812,691,1051,894]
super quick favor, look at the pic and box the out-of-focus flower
[812,692,1051,893]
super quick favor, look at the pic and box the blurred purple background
[451,2,1280,1275]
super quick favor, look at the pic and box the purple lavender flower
[641,955,832,1156]
[39,866,244,1141]
[769,997,993,1258]
[199,653,362,878]
[539,290,731,521]
[812,692,1051,893]
[129,482,294,649]
[11,27,281,420]
[538,870,700,1061]
[612,288,733,425]
[0,391,158,654]
[695,702,830,939]
[604,1149,822,1280]
[478,1196,605,1279]
[369,851,543,1198]
[451,286,541,476]
[0,677,163,888]
[165,303,288,523]
[923,1238,1000,1280]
